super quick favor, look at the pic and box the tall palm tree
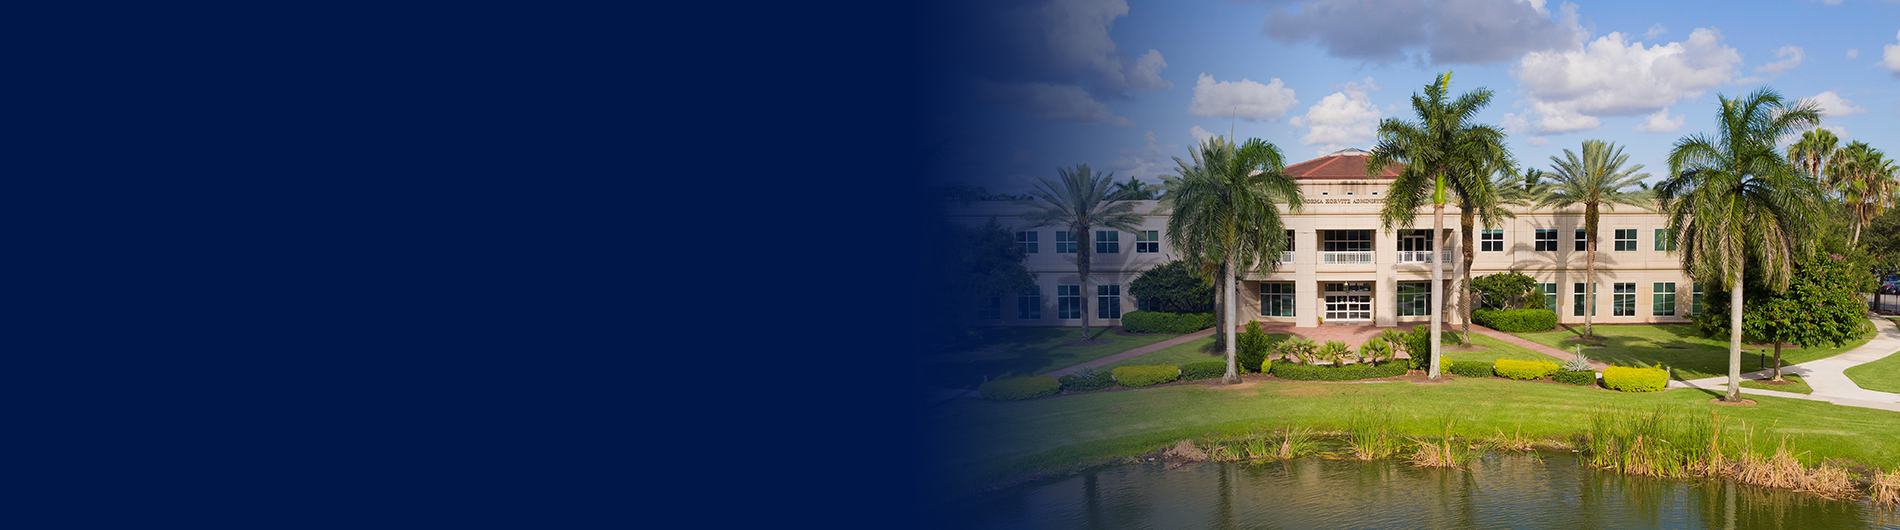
[1367,72,1512,380]
[1161,136,1304,383]
[1447,158,1517,345]
[1020,164,1147,341]
[1832,142,1898,245]
[1537,140,1653,339]
[1658,87,1823,403]
[1787,129,1840,188]
[1112,177,1159,200]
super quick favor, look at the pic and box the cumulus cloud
[1645,24,1667,39]
[1299,79,1381,146]
[1099,131,1180,180]
[1738,45,1804,84]
[1823,125,1848,138]
[1634,108,1684,132]
[1189,125,1218,145]
[1847,49,1859,59]
[1805,91,1866,118]
[981,81,1134,126]
[1526,136,1550,146]
[927,0,1171,123]
[1189,73,1299,121]
[1885,30,1900,74]
[1262,0,1584,65]
[1509,27,1741,133]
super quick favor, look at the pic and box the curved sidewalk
[1670,315,1900,412]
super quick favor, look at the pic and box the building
[945,148,1702,328]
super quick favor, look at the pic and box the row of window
[1245,281,1705,318]
[979,284,1127,320]
[1017,230,1161,254]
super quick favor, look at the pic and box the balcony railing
[1321,251,1374,264]
[1280,251,1296,264]
[1397,250,1456,264]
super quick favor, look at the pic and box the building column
[1295,227,1319,327]
[1374,228,1397,327]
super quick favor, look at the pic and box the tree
[1831,142,1897,245]
[924,220,1036,348]
[1019,164,1146,341]
[1112,176,1160,200]
[1128,260,1216,313]
[1537,140,1653,339]
[1446,158,1524,345]
[1787,128,1840,188]
[1740,253,1866,381]
[1161,136,1304,383]
[1658,87,1823,403]
[1367,72,1513,380]
[1471,271,1542,310]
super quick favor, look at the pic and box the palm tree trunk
[1429,203,1444,380]
[1212,273,1226,351]
[1078,224,1092,341]
[1584,205,1597,338]
[1726,267,1744,402]
[1459,211,1474,345]
[1223,254,1240,384]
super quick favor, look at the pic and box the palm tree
[1112,177,1159,200]
[1658,87,1823,403]
[1161,136,1304,383]
[1537,140,1653,339]
[1787,129,1840,188]
[1832,142,1898,245]
[1020,164,1147,341]
[1367,72,1513,379]
[1447,158,1517,345]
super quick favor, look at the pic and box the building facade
[945,148,1704,328]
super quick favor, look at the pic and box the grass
[1440,333,1563,364]
[922,327,1181,389]
[1845,350,1900,394]
[1739,374,1812,394]
[1098,334,1292,370]
[1515,324,1875,380]
[922,376,1900,500]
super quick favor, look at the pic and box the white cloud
[1823,125,1848,139]
[1738,45,1804,84]
[980,81,1134,126]
[1645,24,1667,39]
[1189,73,1299,121]
[1100,131,1180,180]
[1126,49,1172,92]
[1526,136,1550,146]
[1510,27,1741,133]
[1298,79,1381,146]
[1189,125,1218,145]
[1634,108,1684,132]
[1885,30,1900,74]
[1847,49,1860,59]
[1806,90,1866,118]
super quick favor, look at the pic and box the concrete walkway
[1040,328,1216,379]
[1669,315,1900,412]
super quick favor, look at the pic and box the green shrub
[1403,327,1433,369]
[1277,336,1319,365]
[1180,361,1227,381]
[1447,360,1493,378]
[979,376,1060,401]
[1358,338,1393,364]
[1112,365,1180,387]
[1236,321,1272,373]
[1602,366,1668,392]
[1317,340,1353,365]
[1120,311,1216,334]
[1471,308,1558,332]
[1058,370,1114,392]
[1552,370,1597,386]
[1259,355,1273,374]
[1271,360,1409,381]
[1493,359,1560,380]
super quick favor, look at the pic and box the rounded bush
[1552,370,1597,386]
[1602,366,1668,392]
[1259,356,1273,375]
[1472,308,1558,332]
[1112,365,1181,387]
[1494,359,1561,380]
[1120,311,1216,334]
[1447,360,1493,378]
[979,376,1061,401]
[1058,373,1114,392]
[1180,361,1227,381]
[1270,360,1407,381]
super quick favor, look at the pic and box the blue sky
[917,0,1900,195]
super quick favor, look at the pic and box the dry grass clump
[1405,418,1470,469]
[1163,439,1208,462]
[1870,468,1900,507]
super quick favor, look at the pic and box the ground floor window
[1613,283,1636,316]
[1261,283,1294,317]
[1692,283,1705,316]
[1018,288,1042,319]
[1323,283,1371,321]
[1058,285,1081,319]
[1097,285,1122,319]
[1539,282,1556,310]
[1573,282,1597,317]
[1397,282,1433,316]
[978,296,1001,319]
[1653,283,1675,316]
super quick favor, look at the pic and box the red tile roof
[1283,148,1405,180]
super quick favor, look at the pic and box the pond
[937,453,1900,529]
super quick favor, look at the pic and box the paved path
[1040,328,1216,379]
[1670,315,1900,412]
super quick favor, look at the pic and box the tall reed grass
[1585,406,1870,501]
[1347,400,1399,460]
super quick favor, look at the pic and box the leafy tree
[1537,140,1653,338]
[1161,136,1304,383]
[1367,71,1512,380]
[1471,271,1541,310]
[1128,260,1215,313]
[1739,253,1866,381]
[1019,164,1146,341]
[1658,87,1823,402]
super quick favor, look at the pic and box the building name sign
[1303,198,1386,205]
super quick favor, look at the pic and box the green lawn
[1441,333,1566,364]
[922,327,1182,388]
[1740,374,1812,394]
[1514,324,1875,380]
[923,376,1900,500]
[1099,335,1287,370]
[1844,350,1900,394]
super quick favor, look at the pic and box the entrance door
[1323,282,1373,321]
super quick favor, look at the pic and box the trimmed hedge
[1602,366,1668,392]
[1180,361,1227,381]
[979,376,1060,401]
[1271,361,1408,381]
[1112,365,1181,387]
[1120,311,1216,334]
[1494,359,1561,380]
[1472,308,1558,332]
[1447,360,1493,378]
[1552,370,1597,386]
[1058,373,1114,392]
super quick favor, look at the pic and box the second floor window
[1324,229,1372,252]
[1056,231,1078,254]
[1016,231,1039,254]
[1575,229,1588,251]
[1136,230,1159,253]
[1481,230,1503,252]
[1096,231,1120,254]
[1535,229,1557,251]
[1614,229,1637,251]
[1655,229,1677,252]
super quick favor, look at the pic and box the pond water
[939,453,1900,529]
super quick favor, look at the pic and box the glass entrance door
[1323,282,1373,321]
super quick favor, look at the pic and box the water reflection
[939,453,1897,529]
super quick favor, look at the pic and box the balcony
[1280,251,1296,264]
[1397,250,1455,264]
[1321,251,1374,264]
